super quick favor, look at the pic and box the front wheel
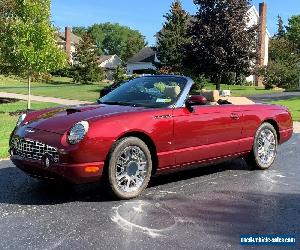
[106,137,152,199]
[245,123,278,170]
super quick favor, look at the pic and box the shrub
[73,65,105,84]
[260,62,299,90]
[193,74,210,90]
[52,67,73,78]
[222,72,236,85]
[236,74,247,86]
[31,72,52,83]
[113,66,128,83]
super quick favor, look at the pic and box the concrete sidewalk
[0,92,93,105]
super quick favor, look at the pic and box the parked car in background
[10,75,293,199]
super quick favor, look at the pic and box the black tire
[245,122,278,170]
[106,137,152,199]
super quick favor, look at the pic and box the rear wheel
[245,123,278,170]
[106,137,152,199]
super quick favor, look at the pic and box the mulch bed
[0,97,19,104]
[0,97,32,116]
[9,110,29,116]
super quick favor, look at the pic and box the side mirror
[186,95,207,111]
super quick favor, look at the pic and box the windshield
[99,76,187,108]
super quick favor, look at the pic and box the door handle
[231,113,240,120]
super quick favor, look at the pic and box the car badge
[45,157,50,168]
[42,153,53,168]
[25,129,35,133]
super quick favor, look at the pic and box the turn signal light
[84,166,100,173]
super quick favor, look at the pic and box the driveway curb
[294,122,300,134]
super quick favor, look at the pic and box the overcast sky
[51,0,300,45]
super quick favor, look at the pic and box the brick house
[57,27,82,64]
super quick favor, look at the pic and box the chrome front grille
[11,137,59,162]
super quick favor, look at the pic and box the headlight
[67,121,89,145]
[16,114,27,127]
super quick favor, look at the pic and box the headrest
[200,90,220,102]
[164,86,181,99]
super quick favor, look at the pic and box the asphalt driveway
[249,91,300,103]
[0,134,299,250]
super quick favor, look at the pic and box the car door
[172,105,244,166]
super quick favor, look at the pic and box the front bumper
[279,128,293,144]
[11,155,105,184]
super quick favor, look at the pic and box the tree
[275,15,285,38]
[185,0,257,90]
[156,0,189,73]
[286,15,300,51]
[124,35,146,62]
[0,0,66,109]
[261,38,299,89]
[74,23,147,61]
[72,26,87,37]
[72,33,105,84]
[112,66,127,84]
[260,15,300,89]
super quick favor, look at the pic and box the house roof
[127,47,156,63]
[57,32,82,45]
[98,54,123,69]
[98,55,115,64]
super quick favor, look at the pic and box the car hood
[24,104,145,134]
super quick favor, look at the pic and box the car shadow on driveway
[0,166,114,205]
[0,158,252,206]
[149,158,250,188]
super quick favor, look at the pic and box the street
[0,134,299,250]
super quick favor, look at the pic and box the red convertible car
[10,75,293,199]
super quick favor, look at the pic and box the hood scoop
[66,108,81,115]
[65,106,99,115]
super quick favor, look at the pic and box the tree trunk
[27,72,31,110]
[216,74,221,91]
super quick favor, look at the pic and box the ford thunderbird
[10,75,293,199]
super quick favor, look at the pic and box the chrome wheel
[115,146,148,193]
[256,128,277,165]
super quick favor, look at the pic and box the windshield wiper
[98,101,131,106]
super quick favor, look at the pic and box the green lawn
[269,97,300,121]
[205,83,284,97]
[0,75,108,102]
[0,75,285,102]
[0,100,58,159]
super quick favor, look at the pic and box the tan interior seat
[199,89,255,105]
[222,97,255,105]
[200,90,220,105]
[164,85,181,99]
